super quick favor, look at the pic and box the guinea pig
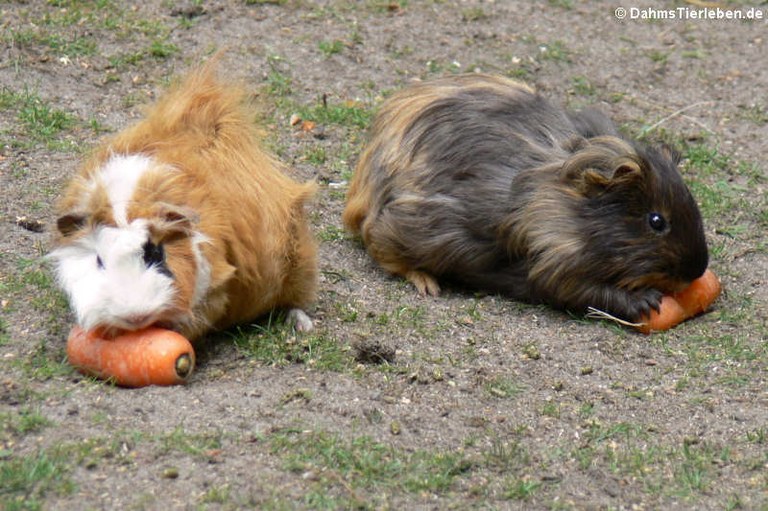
[342,74,709,322]
[49,57,318,341]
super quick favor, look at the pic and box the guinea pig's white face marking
[52,219,177,333]
[98,154,153,226]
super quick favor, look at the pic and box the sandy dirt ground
[1,1,766,510]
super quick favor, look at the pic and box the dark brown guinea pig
[342,74,709,322]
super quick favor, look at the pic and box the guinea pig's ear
[604,160,649,192]
[151,203,199,240]
[56,212,88,237]
[611,160,645,183]
[564,166,613,197]
[567,160,645,197]
[659,143,682,165]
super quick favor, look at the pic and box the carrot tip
[635,269,721,334]
[175,353,195,378]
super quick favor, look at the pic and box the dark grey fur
[345,75,709,321]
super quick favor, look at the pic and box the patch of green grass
[2,258,71,379]
[334,302,359,323]
[606,92,626,104]
[668,330,765,389]
[233,312,351,371]
[13,0,174,56]
[506,64,534,81]
[462,299,483,321]
[578,401,596,418]
[0,432,163,509]
[317,224,346,242]
[374,303,434,339]
[681,49,706,59]
[462,7,487,21]
[18,263,68,314]
[0,451,74,511]
[268,428,471,506]
[737,103,768,125]
[295,100,372,130]
[41,0,119,26]
[695,188,756,237]
[158,426,224,459]
[588,421,648,442]
[647,49,670,65]
[279,387,313,405]
[265,55,293,97]
[389,43,414,59]
[327,140,359,181]
[503,477,541,501]
[1,408,53,440]
[538,40,571,63]
[13,340,72,381]
[672,441,727,496]
[679,143,766,245]
[108,33,180,68]
[120,16,172,40]
[392,304,425,325]
[86,117,110,135]
[200,484,231,505]
[683,143,732,178]
[75,433,145,470]
[540,401,561,418]
[424,58,463,75]
[484,375,525,399]
[3,257,68,316]
[746,427,766,444]
[570,76,596,97]
[0,87,77,149]
[6,90,73,141]
[302,144,327,165]
[147,39,179,59]
[0,317,10,347]
[10,28,98,57]
[570,421,741,501]
[318,39,344,57]
[484,437,530,471]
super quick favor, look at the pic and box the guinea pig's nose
[123,313,153,328]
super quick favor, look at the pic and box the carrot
[67,326,195,387]
[637,269,722,334]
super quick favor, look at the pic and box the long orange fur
[54,56,318,340]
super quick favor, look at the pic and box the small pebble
[523,344,541,360]
[162,467,179,479]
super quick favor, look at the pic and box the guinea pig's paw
[287,308,314,333]
[626,288,664,321]
[406,270,441,297]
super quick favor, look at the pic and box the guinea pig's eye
[96,255,105,269]
[648,212,667,233]
[142,240,165,268]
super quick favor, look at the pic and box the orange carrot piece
[637,269,721,334]
[67,326,195,387]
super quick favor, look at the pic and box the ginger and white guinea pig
[343,74,709,322]
[49,57,318,342]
